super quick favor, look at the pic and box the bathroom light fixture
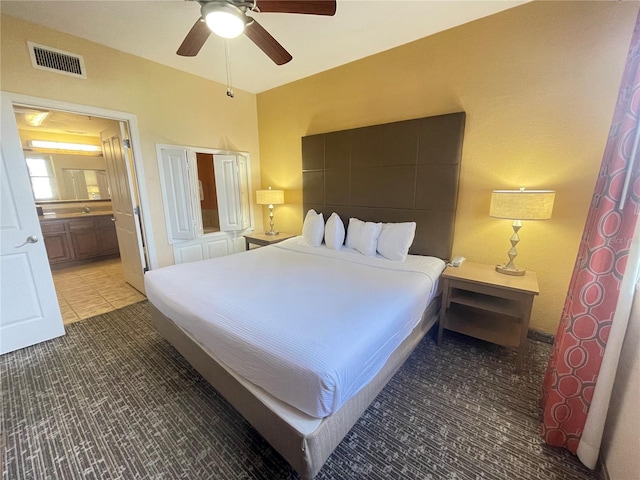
[13,107,50,127]
[24,110,50,127]
[256,187,284,236]
[28,140,102,153]
[202,2,246,39]
[490,188,555,276]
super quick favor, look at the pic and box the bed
[147,112,465,478]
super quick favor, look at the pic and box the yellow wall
[1,14,262,267]
[256,1,639,334]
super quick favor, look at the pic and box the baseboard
[527,329,555,344]
[49,253,120,271]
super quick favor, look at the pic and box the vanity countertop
[39,211,113,221]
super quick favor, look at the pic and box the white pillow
[302,209,324,247]
[346,217,382,256]
[377,222,416,262]
[325,212,345,250]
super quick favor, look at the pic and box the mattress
[145,237,445,418]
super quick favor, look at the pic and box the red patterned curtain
[541,10,640,459]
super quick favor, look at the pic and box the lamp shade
[490,189,555,220]
[256,189,284,205]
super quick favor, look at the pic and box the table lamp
[256,187,284,236]
[489,188,555,276]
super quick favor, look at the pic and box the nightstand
[437,262,539,371]
[244,232,296,250]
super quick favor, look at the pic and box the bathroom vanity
[40,211,119,268]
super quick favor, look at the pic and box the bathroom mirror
[25,153,111,201]
[14,105,117,203]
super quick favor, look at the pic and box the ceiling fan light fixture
[203,3,245,39]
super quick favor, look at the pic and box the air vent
[28,41,86,79]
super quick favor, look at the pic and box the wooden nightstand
[437,262,540,371]
[244,232,296,250]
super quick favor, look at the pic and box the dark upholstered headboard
[302,112,465,259]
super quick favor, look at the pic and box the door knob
[15,235,39,248]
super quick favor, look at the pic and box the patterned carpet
[1,301,601,480]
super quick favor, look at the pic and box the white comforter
[145,237,444,418]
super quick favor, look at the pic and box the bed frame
[151,112,466,478]
[151,300,439,479]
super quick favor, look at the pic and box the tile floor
[52,258,146,324]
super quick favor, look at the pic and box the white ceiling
[14,107,117,137]
[1,0,527,93]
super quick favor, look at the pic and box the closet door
[158,147,197,243]
[214,154,244,232]
[237,154,252,231]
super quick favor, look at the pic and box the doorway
[51,258,145,324]
[196,152,221,234]
[11,100,151,324]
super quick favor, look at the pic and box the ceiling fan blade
[255,0,336,16]
[244,19,293,65]
[177,19,211,57]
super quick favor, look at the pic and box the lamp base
[264,230,279,236]
[495,264,526,276]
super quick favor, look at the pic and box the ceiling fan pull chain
[225,40,234,98]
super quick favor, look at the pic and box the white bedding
[145,237,445,418]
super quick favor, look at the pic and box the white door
[101,123,146,293]
[236,154,252,230]
[214,154,244,231]
[157,147,197,243]
[0,96,65,354]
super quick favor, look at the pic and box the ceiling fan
[177,0,337,65]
